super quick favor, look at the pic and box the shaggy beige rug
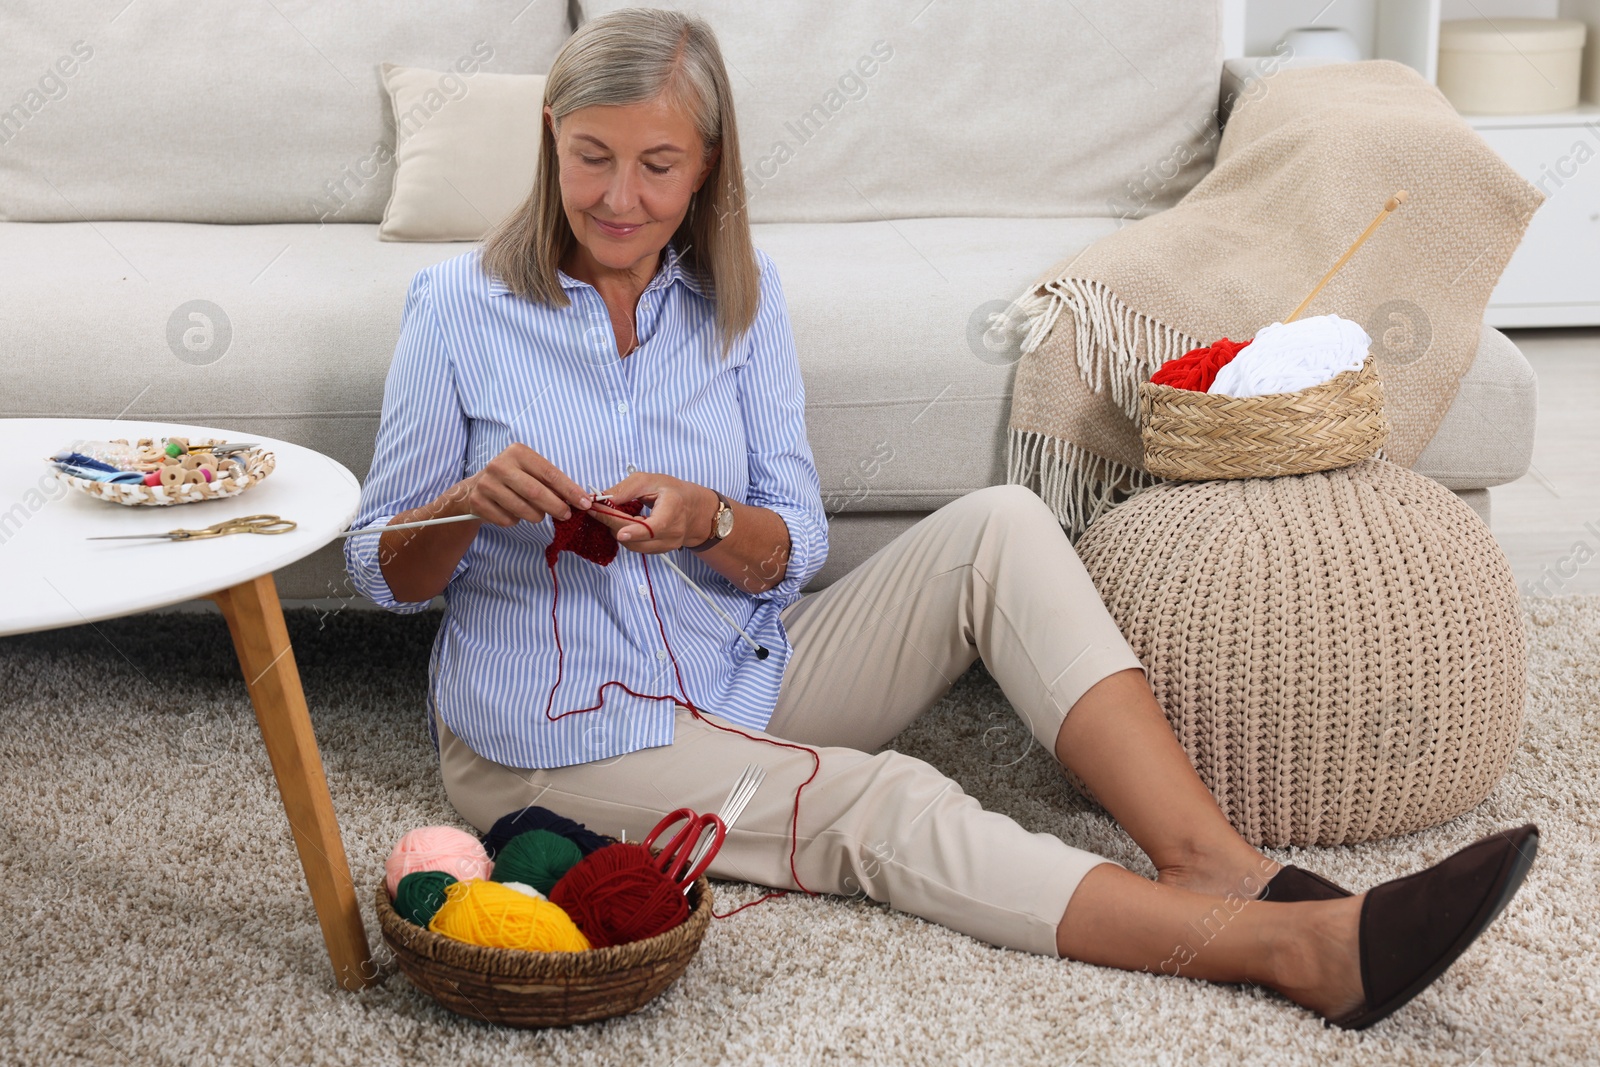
[2,597,1595,1066]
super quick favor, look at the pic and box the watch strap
[688,490,731,552]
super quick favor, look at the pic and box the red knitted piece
[545,498,643,568]
[1150,337,1252,392]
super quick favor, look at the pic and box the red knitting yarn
[539,498,823,915]
[1150,337,1252,392]
[550,842,689,947]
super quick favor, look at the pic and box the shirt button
[638,583,649,596]
[657,649,668,662]
[625,463,638,475]
[617,401,629,415]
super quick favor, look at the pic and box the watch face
[715,503,734,538]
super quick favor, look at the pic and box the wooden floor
[1494,327,1600,596]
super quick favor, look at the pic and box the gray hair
[481,7,758,358]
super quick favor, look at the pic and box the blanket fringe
[1006,426,1164,541]
[1015,277,1203,422]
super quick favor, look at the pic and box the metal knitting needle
[656,553,771,660]
[342,507,773,660]
[683,763,766,889]
[336,513,484,536]
[589,490,772,660]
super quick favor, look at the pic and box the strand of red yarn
[540,498,821,916]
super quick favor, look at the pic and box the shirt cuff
[342,514,469,613]
[754,501,826,607]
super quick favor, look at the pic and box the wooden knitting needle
[1284,190,1408,324]
[341,510,772,659]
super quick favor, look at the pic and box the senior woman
[347,8,1536,1031]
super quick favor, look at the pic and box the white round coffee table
[0,418,373,990]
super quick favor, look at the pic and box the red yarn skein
[550,842,689,947]
[1150,337,1252,392]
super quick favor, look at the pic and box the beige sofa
[0,1,1536,600]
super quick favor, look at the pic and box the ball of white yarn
[499,881,547,901]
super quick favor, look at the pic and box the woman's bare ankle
[1155,841,1280,900]
[1262,896,1366,1019]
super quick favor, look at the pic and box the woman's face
[545,92,718,275]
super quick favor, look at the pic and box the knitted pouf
[1074,458,1527,847]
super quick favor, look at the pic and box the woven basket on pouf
[1075,458,1527,847]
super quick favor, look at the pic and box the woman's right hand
[378,444,590,602]
[457,443,593,526]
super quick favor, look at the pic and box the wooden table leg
[212,573,374,990]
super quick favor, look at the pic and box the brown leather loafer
[1331,824,1539,1031]
[1259,865,1352,903]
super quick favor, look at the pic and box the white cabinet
[1222,0,1600,326]
[1469,114,1600,326]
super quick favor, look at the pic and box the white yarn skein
[499,881,548,901]
[1207,314,1371,398]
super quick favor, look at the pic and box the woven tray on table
[1138,354,1389,481]
[376,873,713,1029]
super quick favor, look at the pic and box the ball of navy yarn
[394,870,457,928]
[481,805,608,859]
[550,842,689,948]
[493,830,584,896]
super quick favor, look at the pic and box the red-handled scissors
[642,808,727,889]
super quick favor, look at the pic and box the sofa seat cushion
[0,221,463,491]
[0,217,1115,506]
[756,217,1124,511]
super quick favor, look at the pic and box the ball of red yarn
[549,842,689,948]
[1150,337,1253,392]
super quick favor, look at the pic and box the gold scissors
[87,514,298,541]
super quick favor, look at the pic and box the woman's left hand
[589,471,719,554]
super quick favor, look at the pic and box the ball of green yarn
[395,870,458,928]
[493,829,583,896]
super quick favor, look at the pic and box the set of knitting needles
[345,485,771,660]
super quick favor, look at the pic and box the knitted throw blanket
[1005,60,1543,538]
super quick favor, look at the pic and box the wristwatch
[688,490,733,552]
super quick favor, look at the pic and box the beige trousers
[435,484,1148,957]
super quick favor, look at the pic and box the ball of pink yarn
[385,827,492,896]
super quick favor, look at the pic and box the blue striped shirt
[344,241,828,770]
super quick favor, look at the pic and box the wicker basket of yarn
[1138,354,1389,481]
[377,831,713,1029]
[1074,458,1527,847]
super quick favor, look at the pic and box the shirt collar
[486,239,707,299]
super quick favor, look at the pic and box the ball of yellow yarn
[428,878,590,953]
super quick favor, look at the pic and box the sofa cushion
[378,65,546,242]
[0,1,567,224]
[576,0,1225,224]
[0,218,1536,513]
